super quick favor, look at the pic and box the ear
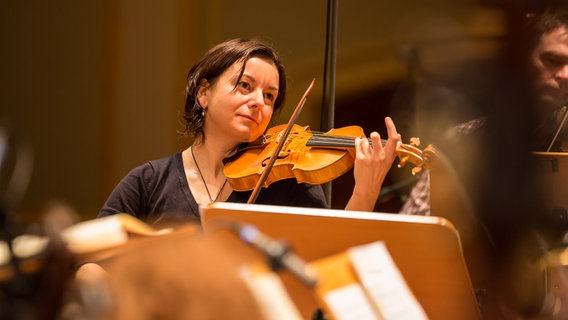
[196,79,210,107]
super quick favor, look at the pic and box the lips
[539,83,561,95]
[536,85,568,107]
[238,114,258,125]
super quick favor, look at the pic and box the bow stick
[247,79,316,204]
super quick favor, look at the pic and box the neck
[186,142,231,204]
[190,142,227,178]
[199,125,258,164]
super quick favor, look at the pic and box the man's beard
[537,85,568,112]
[532,105,568,151]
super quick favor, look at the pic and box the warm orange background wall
[0,0,505,220]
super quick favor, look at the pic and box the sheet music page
[60,214,173,254]
[61,215,129,253]
[323,283,382,320]
[348,241,429,320]
[240,264,303,320]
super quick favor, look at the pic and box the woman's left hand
[346,116,401,212]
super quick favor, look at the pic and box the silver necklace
[190,146,228,203]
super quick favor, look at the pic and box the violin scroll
[396,137,425,175]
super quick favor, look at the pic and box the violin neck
[306,135,387,148]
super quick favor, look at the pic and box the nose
[247,89,264,108]
[556,65,568,81]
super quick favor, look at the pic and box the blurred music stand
[532,152,568,224]
[200,202,481,319]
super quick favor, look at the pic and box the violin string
[268,129,387,147]
[307,133,387,147]
[191,146,228,203]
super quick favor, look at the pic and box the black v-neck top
[98,152,328,226]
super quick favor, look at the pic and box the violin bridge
[275,130,284,145]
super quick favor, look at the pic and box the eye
[264,92,275,105]
[238,81,251,91]
[542,53,566,68]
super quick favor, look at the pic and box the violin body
[224,124,365,191]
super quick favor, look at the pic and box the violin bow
[247,79,316,204]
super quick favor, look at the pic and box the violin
[223,123,424,192]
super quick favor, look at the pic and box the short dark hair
[181,38,287,141]
[525,7,568,52]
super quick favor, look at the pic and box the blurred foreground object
[61,220,284,320]
[0,201,77,320]
[0,120,77,319]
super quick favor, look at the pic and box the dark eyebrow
[542,51,568,60]
[541,53,568,68]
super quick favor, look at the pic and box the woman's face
[198,57,280,144]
